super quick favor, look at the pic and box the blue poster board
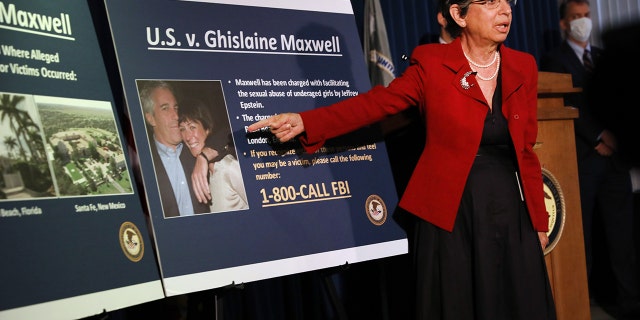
[0,1,164,319]
[105,0,407,296]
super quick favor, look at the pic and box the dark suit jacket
[297,38,548,233]
[149,139,210,218]
[588,23,640,166]
[539,41,605,162]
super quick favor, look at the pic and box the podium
[536,72,590,319]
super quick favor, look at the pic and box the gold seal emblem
[365,195,387,226]
[542,168,566,255]
[119,221,144,262]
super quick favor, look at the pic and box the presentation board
[0,0,164,319]
[105,0,407,296]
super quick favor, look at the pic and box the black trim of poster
[0,1,164,319]
[105,0,407,296]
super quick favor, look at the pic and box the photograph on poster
[0,93,133,200]
[37,95,134,198]
[135,79,248,218]
[0,92,53,200]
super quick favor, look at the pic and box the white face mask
[568,17,592,42]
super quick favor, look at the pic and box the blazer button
[513,114,520,119]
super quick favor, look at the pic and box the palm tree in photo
[27,129,46,162]
[16,111,44,162]
[0,94,28,161]
[3,136,18,160]
[15,100,41,162]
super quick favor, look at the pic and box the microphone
[401,54,408,61]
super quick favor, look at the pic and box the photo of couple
[136,80,248,218]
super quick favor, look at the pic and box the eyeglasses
[470,0,517,9]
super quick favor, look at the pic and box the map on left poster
[0,1,164,319]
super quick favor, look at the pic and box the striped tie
[583,49,594,73]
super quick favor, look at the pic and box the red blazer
[299,38,549,233]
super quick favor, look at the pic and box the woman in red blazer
[249,0,555,319]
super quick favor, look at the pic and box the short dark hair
[440,0,474,39]
[178,98,215,133]
[559,0,590,19]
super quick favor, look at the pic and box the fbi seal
[119,221,144,262]
[365,195,387,226]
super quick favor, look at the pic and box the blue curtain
[351,0,562,74]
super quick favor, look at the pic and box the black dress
[413,77,557,319]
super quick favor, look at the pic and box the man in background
[540,1,640,317]
[418,2,453,45]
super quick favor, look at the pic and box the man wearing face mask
[541,0,640,317]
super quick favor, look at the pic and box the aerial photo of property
[0,92,134,200]
[36,95,134,198]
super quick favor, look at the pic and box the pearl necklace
[463,50,498,68]
[473,54,500,81]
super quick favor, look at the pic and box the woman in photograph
[179,98,248,213]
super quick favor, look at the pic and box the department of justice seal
[365,195,387,226]
[119,221,144,262]
[542,168,566,255]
